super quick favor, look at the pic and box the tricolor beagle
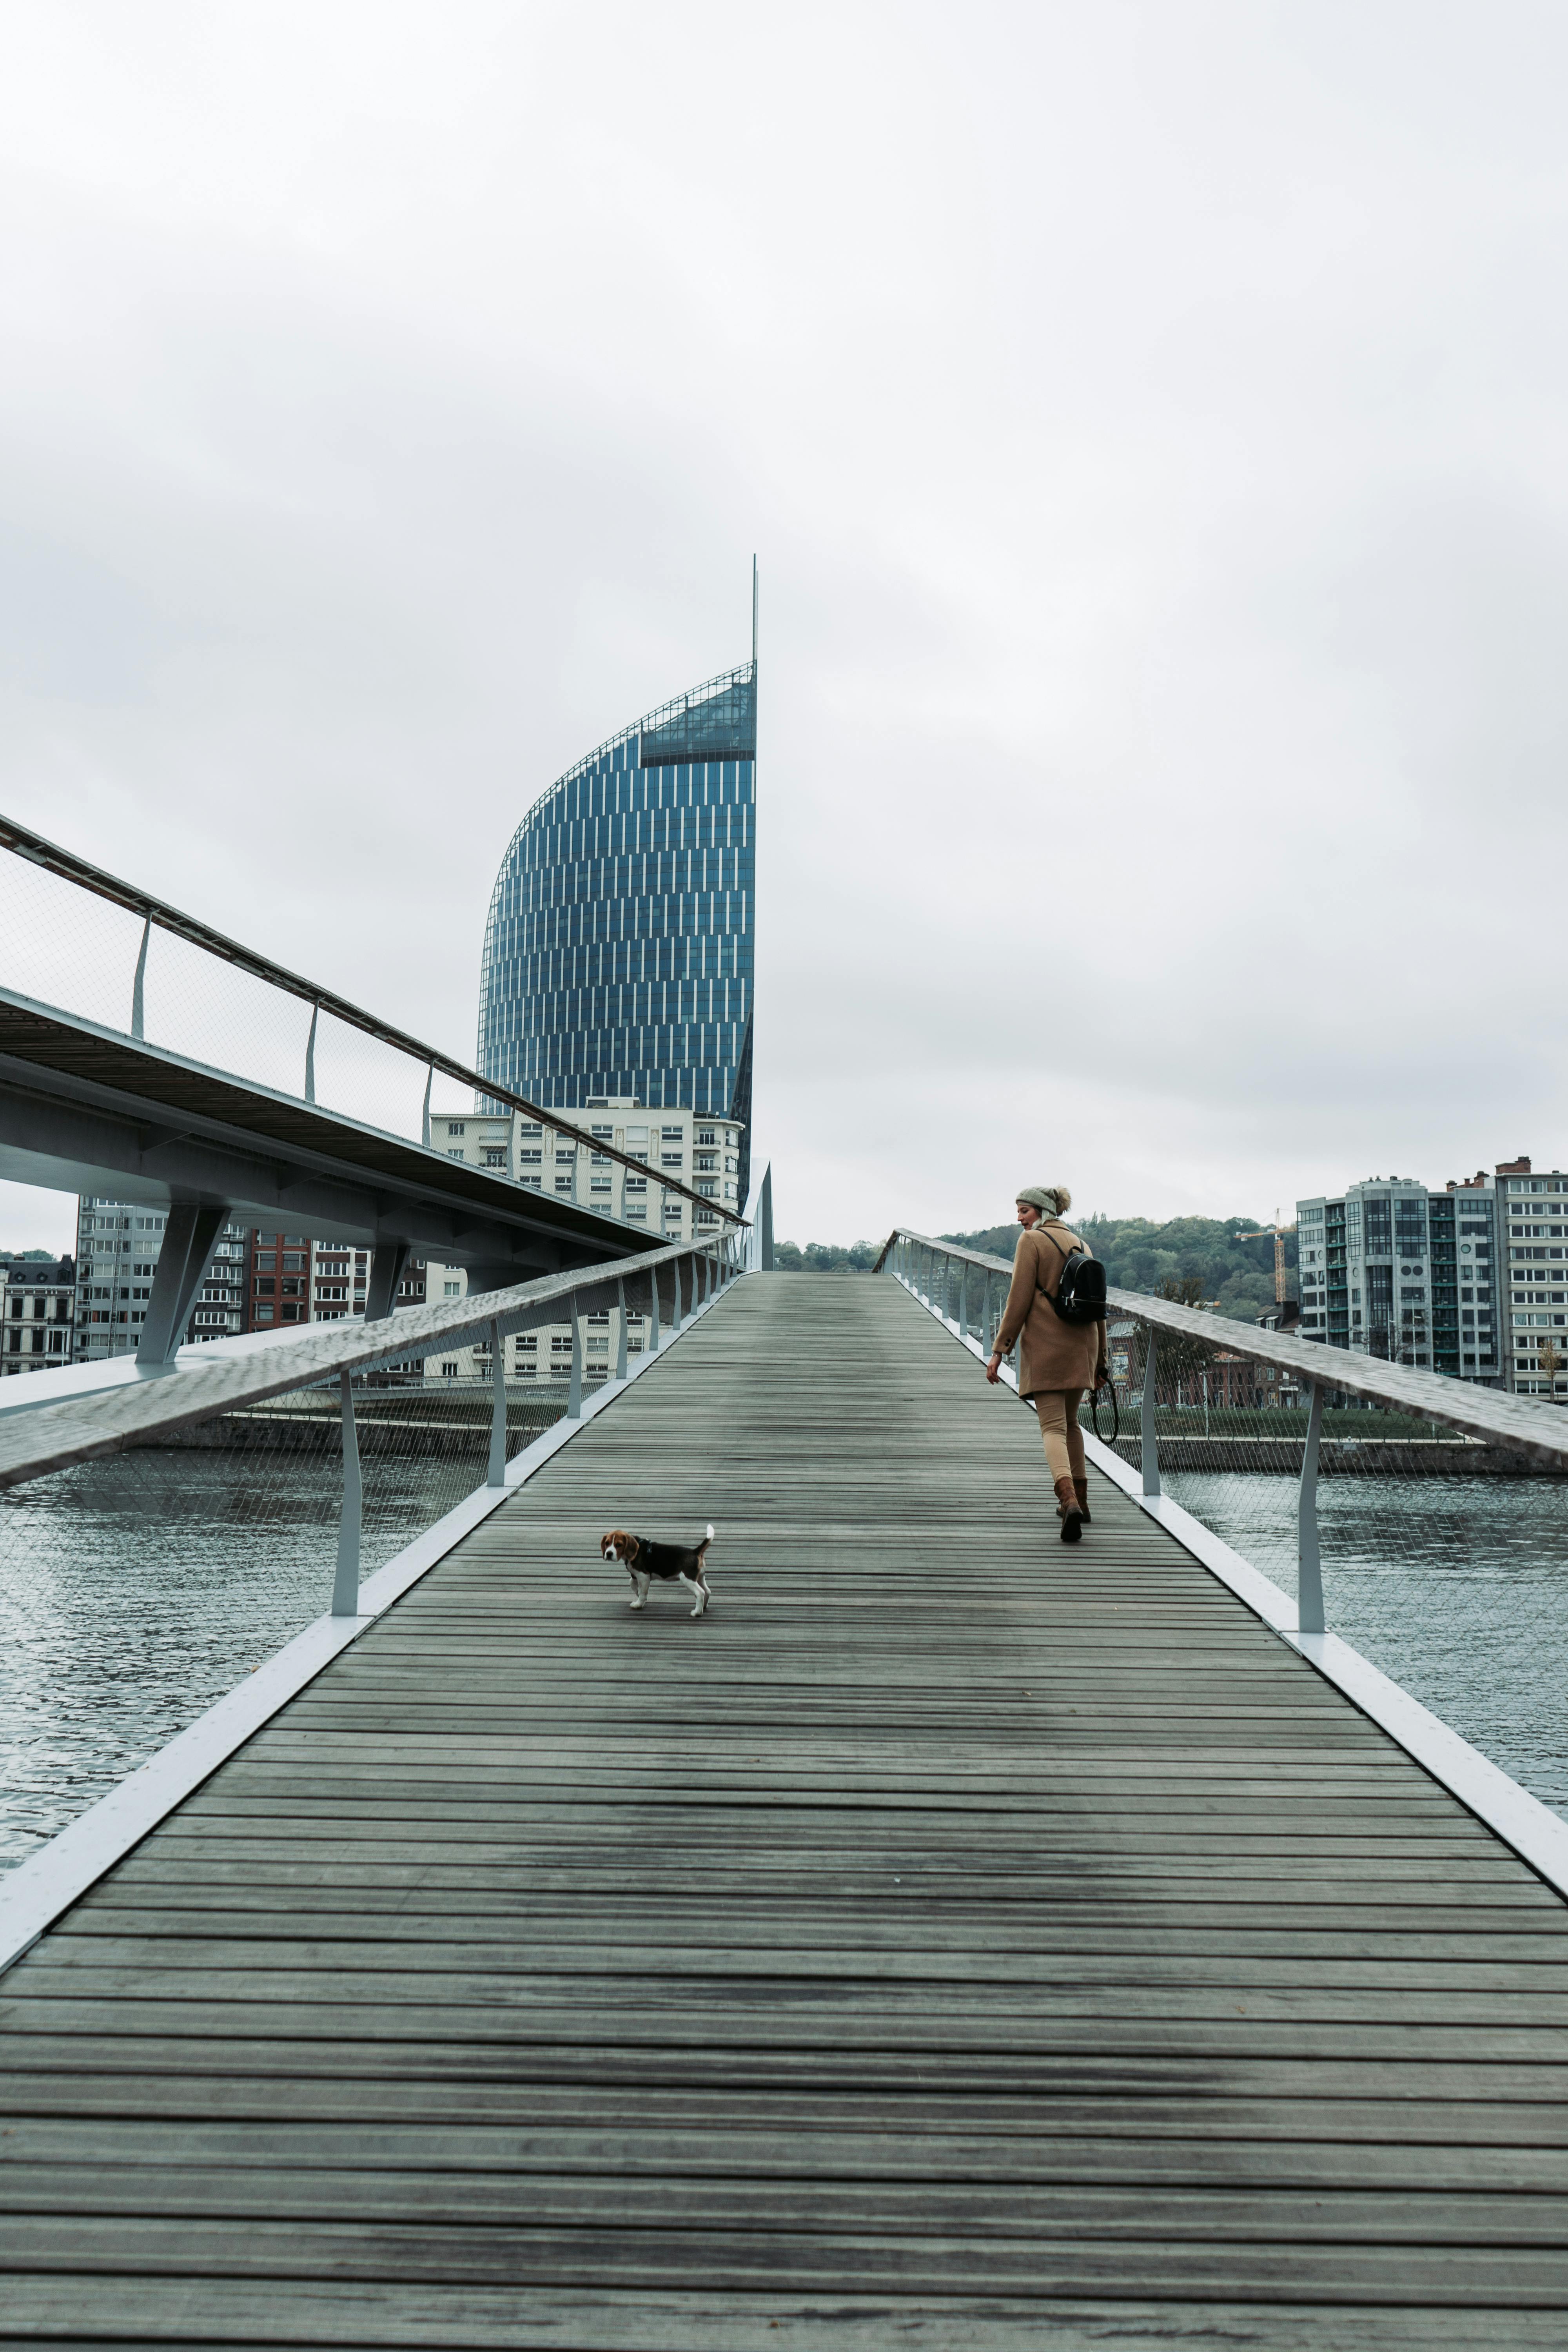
[601,1524,715,1616]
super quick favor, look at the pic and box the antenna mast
[751,554,758,669]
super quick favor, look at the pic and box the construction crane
[1239,1210,1292,1305]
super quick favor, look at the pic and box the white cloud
[2,0,1566,1253]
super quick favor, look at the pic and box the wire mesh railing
[880,1226,1568,1825]
[0,1236,743,1874]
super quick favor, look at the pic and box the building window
[447,1123,465,1138]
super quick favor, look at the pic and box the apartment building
[0,1254,76,1374]
[247,1234,370,1328]
[423,1100,743,1384]
[1296,1174,1503,1386]
[436,1099,742,1234]
[73,1202,367,1358]
[1497,1159,1568,1398]
[74,1200,252,1361]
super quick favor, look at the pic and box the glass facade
[477,659,756,1207]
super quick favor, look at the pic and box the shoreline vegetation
[773,1215,1297,1327]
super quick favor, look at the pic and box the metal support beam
[566,1295,582,1419]
[333,1370,361,1616]
[131,917,151,1042]
[759,1164,774,1271]
[365,1241,411,1322]
[305,1003,319,1106]
[136,1202,230,1368]
[421,1064,433,1151]
[1141,1327,1161,1498]
[1298,1379,1326,1635]
[487,1319,507,1488]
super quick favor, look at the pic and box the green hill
[939,1215,1297,1325]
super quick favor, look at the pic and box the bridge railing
[0,1232,742,1608]
[0,812,744,1240]
[0,1230,746,1964]
[879,1225,1568,1838]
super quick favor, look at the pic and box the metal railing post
[615,1279,628,1380]
[421,1063,433,1150]
[487,1319,507,1487]
[649,1263,662,1350]
[958,1261,969,1341]
[131,915,151,1042]
[305,1002,319,1105]
[333,1370,362,1615]
[673,1256,685,1331]
[982,1275,995,1357]
[1141,1327,1160,1498]
[1298,1380,1326,1634]
[566,1294,582,1418]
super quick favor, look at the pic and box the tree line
[772,1216,1298,1326]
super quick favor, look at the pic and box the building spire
[751,554,759,670]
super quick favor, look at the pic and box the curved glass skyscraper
[477,654,756,1206]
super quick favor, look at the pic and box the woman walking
[985,1185,1109,1543]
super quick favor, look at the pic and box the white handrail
[0,1236,740,1492]
[879,1225,1568,1471]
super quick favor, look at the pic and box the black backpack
[1036,1227,1107,1327]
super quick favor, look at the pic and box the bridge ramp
[3,1272,1568,2346]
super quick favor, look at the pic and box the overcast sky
[2,2,1565,1253]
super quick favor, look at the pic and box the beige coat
[995,1220,1108,1399]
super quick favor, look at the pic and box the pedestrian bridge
[4,1264,1568,2348]
[5,820,1568,2345]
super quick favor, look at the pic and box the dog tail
[698,1522,715,1554]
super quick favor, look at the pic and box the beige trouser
[1033,1390,1086,1487]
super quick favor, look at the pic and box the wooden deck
[3,1272,1568,2348]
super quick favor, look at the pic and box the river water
[1166,1471,1568,1821]
[4,1463,1568,1871]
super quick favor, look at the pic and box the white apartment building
[1296,1174,1503,1385]
[1498,1159,1568,1398]
[424,1100,743,1384]
[0,1255,76,1374]
[74,1201,361,1358]
[74,1200,252,1361]
[432,1099,742,1231]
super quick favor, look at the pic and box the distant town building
[0,1253,75,1374]
[1496,1158,1568,1399]
[1296,1174,1503,1385]
[477,651,757,1209]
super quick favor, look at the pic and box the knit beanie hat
[1016,1184,1071,1216]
